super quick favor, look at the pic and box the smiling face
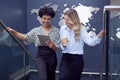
[41,15,51,27]
[64,15,74,28]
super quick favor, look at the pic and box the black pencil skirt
[35,46,57,80]
[59,53,84,80]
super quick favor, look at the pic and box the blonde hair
[64,9,82,40]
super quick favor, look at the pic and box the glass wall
[0,21,30,80]
[104,5,120,80]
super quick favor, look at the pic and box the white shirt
[60,26,102,55]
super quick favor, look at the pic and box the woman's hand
[98,30,106,38]
[45,40,58,51]
[45,40,54,48]
[6,27,27,41]
[7,27,16,34]
[61,38,68,46]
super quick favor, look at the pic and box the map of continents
[31,3,100,37]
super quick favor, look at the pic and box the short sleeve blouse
[24,26,60,47]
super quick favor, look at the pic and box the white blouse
[60,26,102,55]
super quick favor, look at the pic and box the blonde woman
[59,9,104,80]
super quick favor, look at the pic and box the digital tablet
[37,35,51,46]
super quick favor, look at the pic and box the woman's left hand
[98,30,106,38]
[45,40,58,51]
[45,40,55,48]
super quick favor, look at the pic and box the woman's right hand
[7,27,27,41]
[7,27,16,34]
[61,38,68,46]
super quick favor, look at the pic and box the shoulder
[80,26,88,36]
[60,25,67,31]
[51,25,59,31]
[27,26,41,34]
[81,26,87,32]
[29,26,41,32]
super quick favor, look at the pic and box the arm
[82,27,104,46]
[7,27,27,41]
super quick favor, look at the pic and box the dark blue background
[0,0,28,80]
[0,0,110,80]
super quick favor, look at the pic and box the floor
[27,72,106,80]
[19,72,119,80]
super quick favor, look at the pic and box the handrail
[103,5,120,80]
[0,20,35,63]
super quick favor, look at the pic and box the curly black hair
[38,6,55,18]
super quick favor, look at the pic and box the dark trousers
[35,46,57,80]
[59,53,84,80]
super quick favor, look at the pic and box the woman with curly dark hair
[8,6,60,80]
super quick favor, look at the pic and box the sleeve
[60,26,67,50]
[81,27,102,46]
[54,28,61,48]
[24,28,36,45]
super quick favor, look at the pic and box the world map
[0,3,100,46]
[31,3,100,38]
[31,3,120,41]
[0,3,120,46]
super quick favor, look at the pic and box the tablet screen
[37,35,51,46]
